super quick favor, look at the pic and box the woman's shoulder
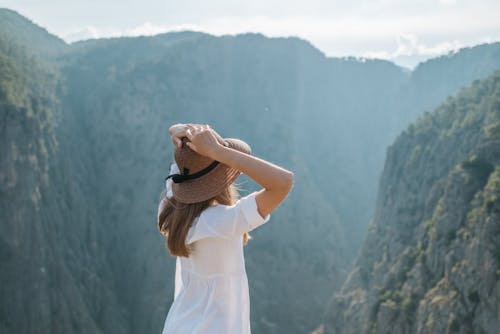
[187,191,269,244]
[203,191,269,227]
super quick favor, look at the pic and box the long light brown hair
[157,184,250,257]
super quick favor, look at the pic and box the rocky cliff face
[0,12,131,333]
[325,71,500,333]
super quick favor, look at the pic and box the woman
[157,123,294,333]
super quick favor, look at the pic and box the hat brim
[172,138,251,204]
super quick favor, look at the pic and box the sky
[2,0,500,68]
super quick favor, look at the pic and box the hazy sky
[2,0,500,68]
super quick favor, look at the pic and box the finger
[186,142,196,151]
[169,123,181,135]
[171,128,185,138]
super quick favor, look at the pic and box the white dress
[159,163,270,334]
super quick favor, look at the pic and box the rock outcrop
[326,71,500,334]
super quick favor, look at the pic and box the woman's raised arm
[183,124,294,218]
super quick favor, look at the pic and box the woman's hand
[184,124,223,158]
[169,123,189,148]
[169,123,209,148]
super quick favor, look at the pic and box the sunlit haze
[2,1,500,68]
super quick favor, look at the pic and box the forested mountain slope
[326,71,500,334]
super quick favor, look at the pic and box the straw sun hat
[165,131,251,204]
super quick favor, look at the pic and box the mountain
[396,43,500,129]
[0,9,130,334]
[325,71,500,333]
[1,8,499,334]
[0,8,66,58]
[57,29,353,334]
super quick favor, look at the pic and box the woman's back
[162,191,270,334]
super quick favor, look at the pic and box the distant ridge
[0,8,66,57]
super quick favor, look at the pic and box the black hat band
[165,160,220,184]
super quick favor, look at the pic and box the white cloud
[57,1,500,68]
[62,22,207,42]
[124,22,203,37]
[392,34,463,57]
[62,9,500,43]
[64,26,102,43]
[438,0,457,5]
[362,34,466,68]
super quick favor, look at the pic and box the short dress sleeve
[187,191,270,244]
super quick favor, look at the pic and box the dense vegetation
[326,71,500,333]
[1,8,499,334]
